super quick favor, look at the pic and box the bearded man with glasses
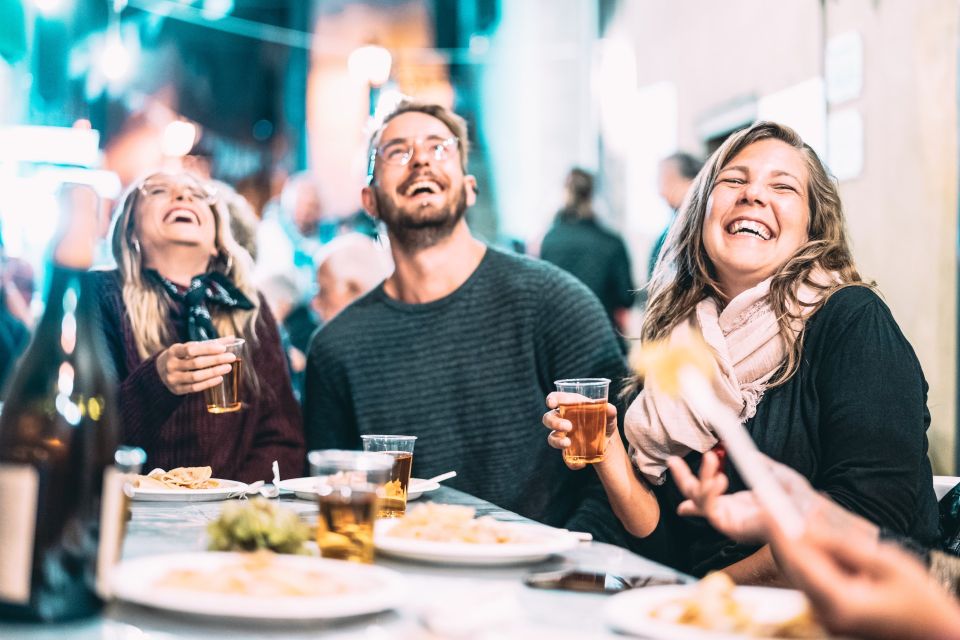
[303,100,635,545]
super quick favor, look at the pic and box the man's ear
[465,175,478,207]
[361,186,379,220]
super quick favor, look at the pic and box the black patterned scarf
[146,270,254,341]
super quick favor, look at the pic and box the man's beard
[373,185,468,251]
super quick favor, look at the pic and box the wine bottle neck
[52,185,100,270]
[37,266,92,331]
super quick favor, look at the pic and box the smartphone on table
[523,569,686,594]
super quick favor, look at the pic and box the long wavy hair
[643,121,867,386]
[110,172,261,388]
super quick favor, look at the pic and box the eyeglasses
[375,136,460,168]
[139,180,218,204]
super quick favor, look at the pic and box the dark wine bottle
[0,184,124,621]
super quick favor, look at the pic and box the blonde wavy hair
[643,121,867,386]
[110,172,261,385]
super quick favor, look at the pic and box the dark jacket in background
[540,215,635,323]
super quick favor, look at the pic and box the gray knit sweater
[304,246,633,542]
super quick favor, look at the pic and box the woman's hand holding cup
[156,337,237,395]
[543,390,617,470]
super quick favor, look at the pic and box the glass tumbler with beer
[204,337,244,413]
[360,435,416,518]
[554,378,610,464]
[308,450,393,563]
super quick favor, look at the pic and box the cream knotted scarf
[625,271,839,485]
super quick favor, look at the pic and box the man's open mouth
[404,180,442,197]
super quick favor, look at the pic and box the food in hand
[630,328,715,397]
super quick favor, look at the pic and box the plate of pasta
[373,503,581,566]
[604,572,827,639]
[129,466,246,502]
[110,550,406,620]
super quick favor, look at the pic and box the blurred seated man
[255,171,325,300]
[0,282,28,394]
[212,180,259,261]
[255,172,324,352]
[311,233,392,323]
[259,273,307,401]
[0,255,34,393]
[648,152,703,279]
[303,100,634,545]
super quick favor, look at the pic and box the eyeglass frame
[366,135,460,184]
[138,178,219,205]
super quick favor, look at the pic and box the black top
[304,247,634,544]
[651,286,941,576]
[540,217,635,321]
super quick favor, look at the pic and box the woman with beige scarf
[543,121,939,584]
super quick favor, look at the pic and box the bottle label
[95,466,128,598]
[0,464,39,605]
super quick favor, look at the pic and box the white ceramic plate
[278,477,440,501]
[110,551,406,620]
[407,478,440,500]
[130,479,247,502]
[604,584,817,640]
[373,519,580,566]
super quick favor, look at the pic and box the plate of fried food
[129,466,247,502]
[373,503,581,566]
[110,550,406,620]
[604,572,827,639]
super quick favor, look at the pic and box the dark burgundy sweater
[92,270,305,483]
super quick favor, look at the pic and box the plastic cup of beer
[554,378,611,464]
[307,450,394,563]
[204,337,244,413]
[360,435,416,518]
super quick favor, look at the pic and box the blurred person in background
[311,233,392,323]
[95,171,304,482]
[255,171,326,299]
[304,100,634,545]
[255,171,324,356]
[648,152,703,279]
[212,180,259,262]
[0,237,30,394]
[669,452,960,640]
[2,256,34,328]
[540,167,635,341]
[542,121,938,582]
[258,273,306,402]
